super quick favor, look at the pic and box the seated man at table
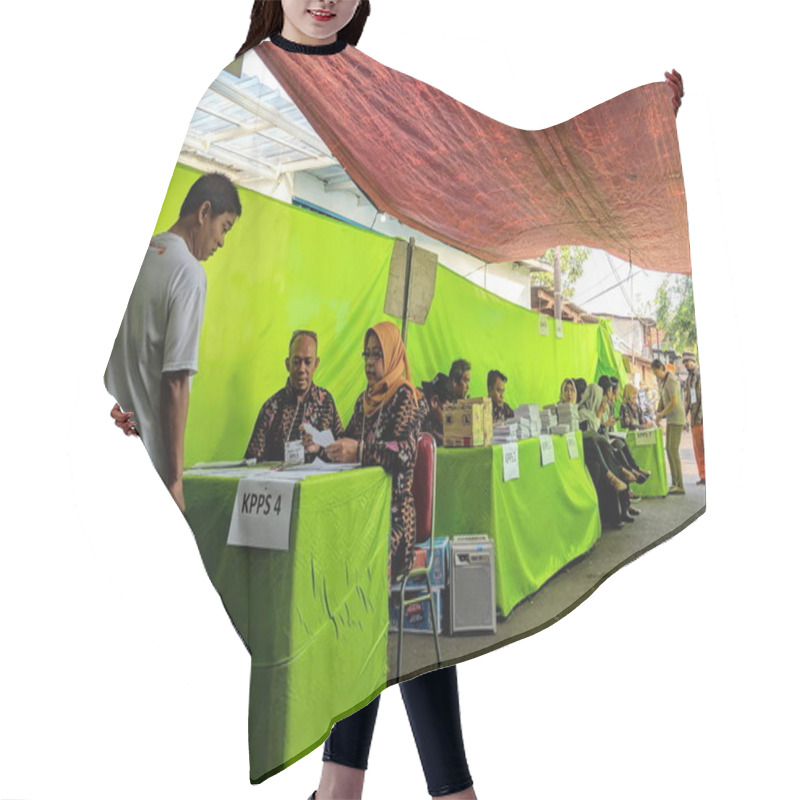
[420,372,457,445]
[244,330,343,463]
[488,369,514,423]
[449,358,472,400]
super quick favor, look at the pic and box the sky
[2,2,797,800]
[572,249,664,318]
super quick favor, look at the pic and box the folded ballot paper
[104,28,697,787]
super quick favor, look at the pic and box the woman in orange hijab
[313,320,421,582]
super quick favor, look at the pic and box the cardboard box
[443,398,493,447]
[407,536,449,589]
[390,586,446,635]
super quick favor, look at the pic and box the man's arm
[160,369,191,512]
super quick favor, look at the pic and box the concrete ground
[388,429,705,680]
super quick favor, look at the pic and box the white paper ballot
[302,423,336,447]
[566,431,579,459]
[540,434,555,466]
[227,477,296,550]
[502,443,520,481]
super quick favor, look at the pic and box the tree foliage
[531,246,590,300]
[653,274,696,352]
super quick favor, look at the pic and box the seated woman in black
[576,382,639,524]
[595,377,651,482]
[619,383,653,431]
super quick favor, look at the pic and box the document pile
[540,407,557,434]
[492,421,518,444]
[516,415,534,440]
[554,401,580,433]
[514,404,542,437]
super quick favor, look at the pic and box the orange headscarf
[362,321,419,418]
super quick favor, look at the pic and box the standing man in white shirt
[105,173,241,511]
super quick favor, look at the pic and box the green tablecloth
[626,428,669,497]
[434,436,602,617]
[184,466,392,783]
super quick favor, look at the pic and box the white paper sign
[227,478,296,550]
[538,313,549,336]
[302,423,335,447]
[540,434,555,466]
[634,429,657,447]
[555,318,564,339]
[502,443,520,481]
[566,431,580,460]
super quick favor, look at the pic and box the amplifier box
[449,535,496,634]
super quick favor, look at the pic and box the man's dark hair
[422,373,457,405]
[236,0,371,58]
[572,378,587,403]
[609,376,619,388]
[180,173,242,219]
[597,375,613,395]
[651,359,665,370]
[487,369,508,393]
[449,359,471,383]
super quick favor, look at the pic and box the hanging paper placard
[502,442,520,481]
[540,434,555,466]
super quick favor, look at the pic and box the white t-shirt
[105,232,207,482]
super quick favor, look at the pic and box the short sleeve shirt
[104,232,206,481]
[661,372,686,426]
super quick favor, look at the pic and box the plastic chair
[396,432,442,677]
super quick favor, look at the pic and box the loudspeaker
[450,535,496,634]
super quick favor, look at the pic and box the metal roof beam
[182,132,279,181]
[209,74,331,156]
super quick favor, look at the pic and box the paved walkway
[389,429,705,679]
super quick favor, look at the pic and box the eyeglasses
[361,349,383,362]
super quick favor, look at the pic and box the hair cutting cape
[105,37,702,784]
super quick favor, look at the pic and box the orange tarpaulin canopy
[258,42,690,274]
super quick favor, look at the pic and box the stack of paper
[514,404,542,436]
[492,422,518,444]
[556,402,580,431]
[516,416,533,440]
[540,409,557,433]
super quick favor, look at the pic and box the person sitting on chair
[244,329,343,463]
[449,358,472,400]
[488,369,514,423]
[420,372,457,446]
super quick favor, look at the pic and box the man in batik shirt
[244,330,343,463]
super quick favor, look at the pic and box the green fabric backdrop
[153,165,627,466]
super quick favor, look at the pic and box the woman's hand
[665,69,683,116]
[111,403,139,436]
[325,438,359,463]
